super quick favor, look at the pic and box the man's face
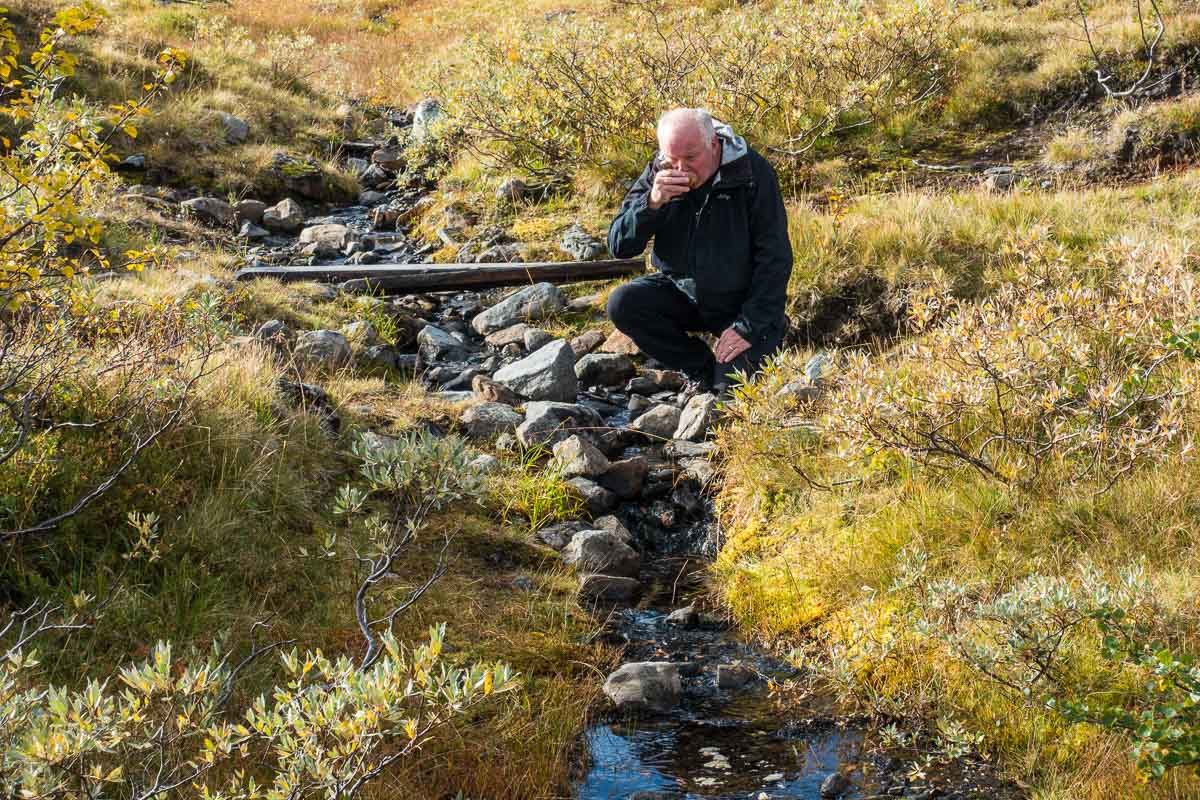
[657,123,720,189]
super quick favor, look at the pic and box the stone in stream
[299,223,357,253]
[471,374,522,406]
[665,604,699,627]
[492,339,577,402]
[569,329,606,357]
[819,772,854,798]
[627,369,687,394]
[461,402,523,439]
[562,530,640,577]
[551,435,610,478]
[262,198,305,233]
[238,220,269,241]
[471,282,567,335]
[516,401,604,449]
[627,394,651,417]
[679,457,714,486]
[628,403,682,440]
[598,456,649,500]
[665,439,716,459]
[523,327,555,351]
[599,329,639,355]
[484,323,530,348]
[181,197,234,227]
[675,392,719,441]
[294,330,352,369]
[417,324,473,364]
[579,573,640,603]
[602,662,681,712]
[716,663,757,690]
[592,514,633,544]
[575,353,635,387]
[567,477,618,515]
[234,199,267,225]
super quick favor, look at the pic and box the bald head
[655,107,721,189]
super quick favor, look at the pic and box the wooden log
[233,258,645,293]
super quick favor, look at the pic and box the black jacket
[607,137,792,346]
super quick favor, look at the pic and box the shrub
[441,0,956,185]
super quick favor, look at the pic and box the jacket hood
[714,119,748,166]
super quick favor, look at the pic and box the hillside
[3,0,1200,798]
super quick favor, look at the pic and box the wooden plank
[233,258,645,293]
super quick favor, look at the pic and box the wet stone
[592,514,633,544]
[716,663,757,690]
[563,530,640,578]
[821,772,854,798]
[629,403,682,440]
[576,353,636,388]
[567,477,618,515]
[665,604,699,627]
[598,456,648,500]
[579,573,640,603]
[603,662,681,712]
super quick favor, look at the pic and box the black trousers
[606,273,783,386]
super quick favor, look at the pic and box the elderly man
[607,108,792,391]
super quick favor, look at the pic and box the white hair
[657,107,716,142]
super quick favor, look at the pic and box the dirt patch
[786,274,907,349]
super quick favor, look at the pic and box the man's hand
[648,168,692,209]
[715,327,751,364]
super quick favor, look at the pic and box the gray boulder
[579,573,640,603]
[665,604,699,627]
[181,197,234,227]
[598,457,649,499]
[493,339,577,402]
[523,327,554,351]
[417,325,472,363]
[411,98,443,143]
[535,519,590,551]
[234,199,267,224]
[238,220,269,241]
[484,323,531,347]
[570,330,606,357]
[560,223,604,261]
[461,402,523,439]
[629,404,682,440]
[294,330,352,369]
[262,198,305,233]
[471,283,567,335]
[575,353,635,387]
[299,223,357,254]
[217,111,249,144]
[674,393,718,441]
[567,477,618,515]
[551,435,610,478]
[593,514,633,544]
[341,320,379,349]
[603,662,681,711]
[562,530,640,577]
[255,319,292,348]
[516,401,604,449]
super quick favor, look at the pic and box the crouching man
[606,107,792,391]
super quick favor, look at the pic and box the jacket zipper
[687,171,720,276]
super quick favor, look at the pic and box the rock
[437,390,475,403]
[627,369,687,394]
[563,530,640,577]
[238,220,270,241]
[346,157,371,177]
[512,575,535,591]
[485,323,531,348]
[234,199,267,225]
[629,404,682,440]
[299,223,357,253]
[569,330,606,357]
[598,457,648,500]
[602,662,681,711]
[361,344,404,371]
[371,147,404,171]
[492,340,577,402]
[359,164,393,190]
[674,393,718,441]
[358,189,387,206]
[411,98,443,143]
[592,515,633,544]
[600,329,639,355]
[467,375,516,405]
[665,439,716,459]
[181,197,234,227]
[775,378,821,404]
[276,378,339,432]
[628,395,650,417]
[568,293,600,312]
[417,325,473,363]
[665,604,699,627]
[579,573,640,603]
[217,111,249,144]
[516,401,604,449]
[535,520,590,551]
[559,222,605,261]
[469,453,501,473]
[982,166,1017,192]
[268,152,343,202]
[496,178,529,202]
[679,457,714,485]
[440,367,483,392]
[476,243,525,263]
[567,477,618,515]
[341,320,379,349]
[671,484,703,517]
[551,435,610,478]
[523,328,554,351]
[716,663,757,690]
[294,330,352,369]
[461,402,523,439]
[116,153,146,171]
[262,198,305,233]
[819,772,853,798]
[255,319,292,348]
[471,283,567,335]
[575,353,635,387]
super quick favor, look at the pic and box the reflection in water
[577,719,861,799]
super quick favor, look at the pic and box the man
[607,107,792,391]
